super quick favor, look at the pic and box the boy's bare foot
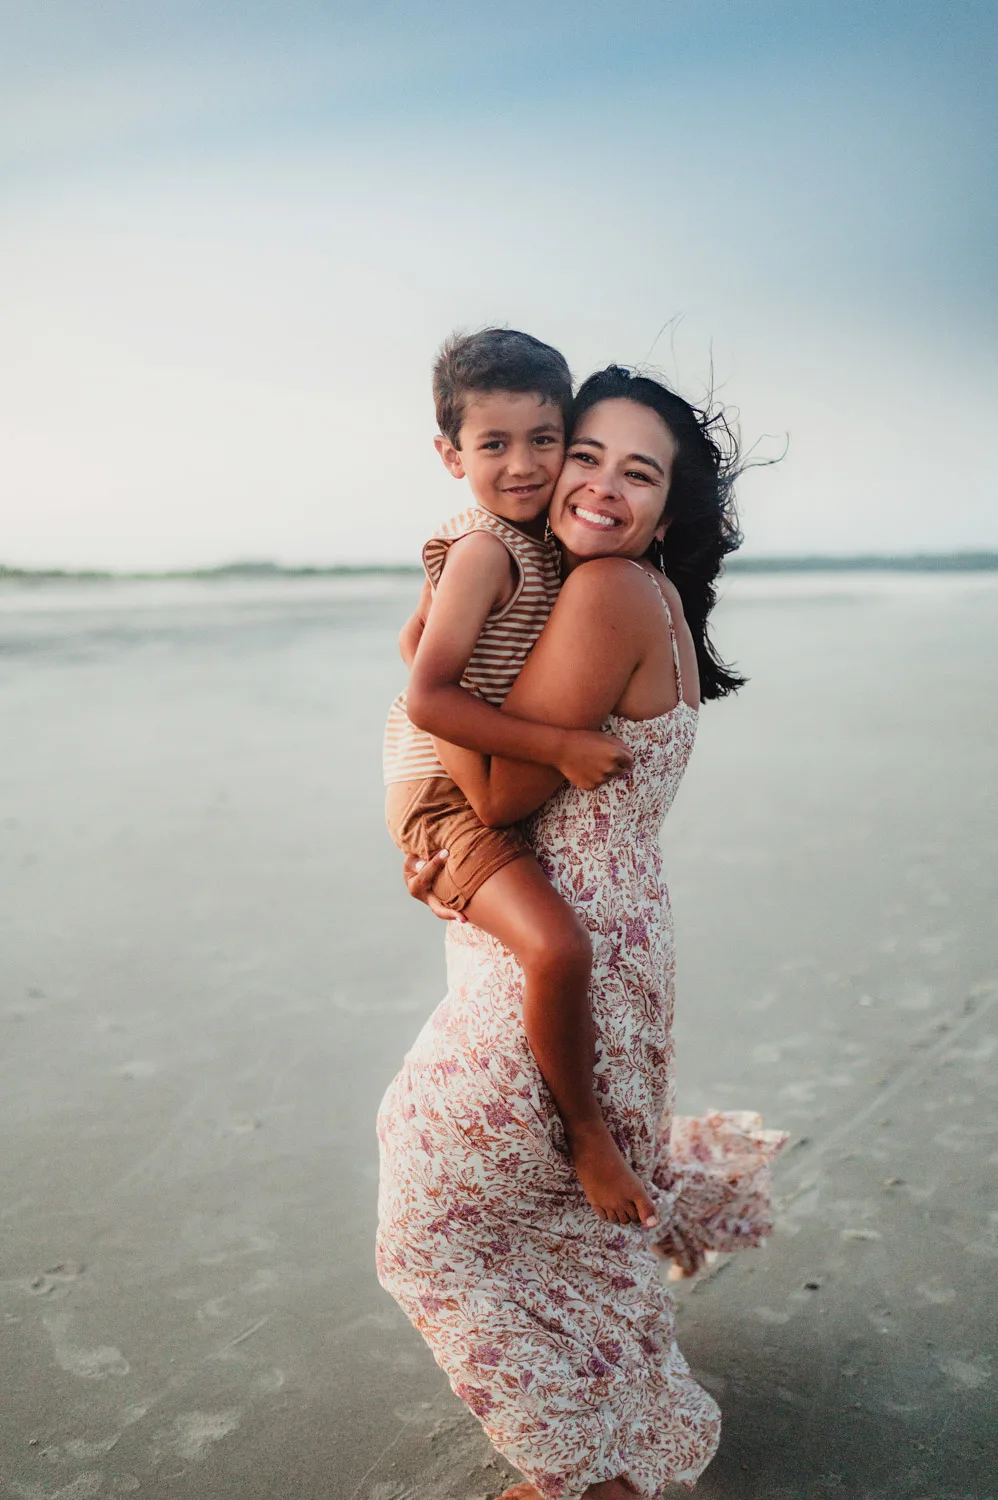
[498,1486,544,1499]
[567,1122,658,1228]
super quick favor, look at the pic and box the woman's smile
[570,503,622,529]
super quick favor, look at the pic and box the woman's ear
[434,434,467,479]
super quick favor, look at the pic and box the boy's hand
[556,729,633,790]
[566,1120,659,1229]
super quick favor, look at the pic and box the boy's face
[434,392,565,534]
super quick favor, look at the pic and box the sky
[1,0,995,568]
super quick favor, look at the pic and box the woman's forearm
[398,610,425,668]
[399,578,433,668]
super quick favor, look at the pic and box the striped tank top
[383,506,561,785]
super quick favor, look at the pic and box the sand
[1,571,996,1500]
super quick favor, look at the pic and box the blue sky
[2,0,995,566]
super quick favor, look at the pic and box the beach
[1,570,996,1500]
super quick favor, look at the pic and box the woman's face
[548,397,676,567]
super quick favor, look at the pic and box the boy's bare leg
[464,857,657,1229]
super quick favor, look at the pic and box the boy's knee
[560,914,592,969]
[521,908,591,978]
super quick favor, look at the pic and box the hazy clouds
[2,0,995,567]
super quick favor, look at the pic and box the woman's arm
[398,579,432,669]
[435,559,651,825]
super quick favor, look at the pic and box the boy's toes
[637,1197,659,1229]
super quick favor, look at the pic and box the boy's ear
[434,433,467,479]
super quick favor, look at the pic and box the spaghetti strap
[626,560,684,703]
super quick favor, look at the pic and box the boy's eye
[534,435,559,448]
[480,440,505,452]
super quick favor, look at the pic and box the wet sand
[1,572,996,1500]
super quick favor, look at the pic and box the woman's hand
[402,851,468,923]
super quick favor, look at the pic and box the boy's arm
[406,533,631,786]
[434,559,650,825]
[399,579,432,668]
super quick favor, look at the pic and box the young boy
[384,328,658,1230]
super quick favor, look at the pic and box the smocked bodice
[528,701,699,861]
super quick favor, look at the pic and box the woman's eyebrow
[630,452,666,477]
[571,436,666,477]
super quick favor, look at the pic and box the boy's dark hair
[433,328,573,447]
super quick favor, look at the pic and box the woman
[377,367,786,1500]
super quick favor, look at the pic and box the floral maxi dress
[376,622,787,1499]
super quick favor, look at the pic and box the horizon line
[3,551,998,582]
[1,549,996,576]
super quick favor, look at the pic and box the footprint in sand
[937,1354,991,1389]
[753,1305,792,1325]
[43,1312,129,1380]
[10,1474,103,1500]
[170,1409,242,1461]
[916,1280,957,1305]
[40,1436,119,1463]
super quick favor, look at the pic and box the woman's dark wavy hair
[570,365,745,700]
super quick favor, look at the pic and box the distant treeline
[0,561,423,581]
[726,552,998,573]
[3,553,997,582]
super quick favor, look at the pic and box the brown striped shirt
[383,506,561,785]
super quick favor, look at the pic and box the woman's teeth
[575,506,618,528]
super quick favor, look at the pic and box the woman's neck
[560,547,645,575]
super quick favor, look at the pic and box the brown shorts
[385,776,530,912]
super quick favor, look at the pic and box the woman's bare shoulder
[559,557,682,623]
[558,556,653,607]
